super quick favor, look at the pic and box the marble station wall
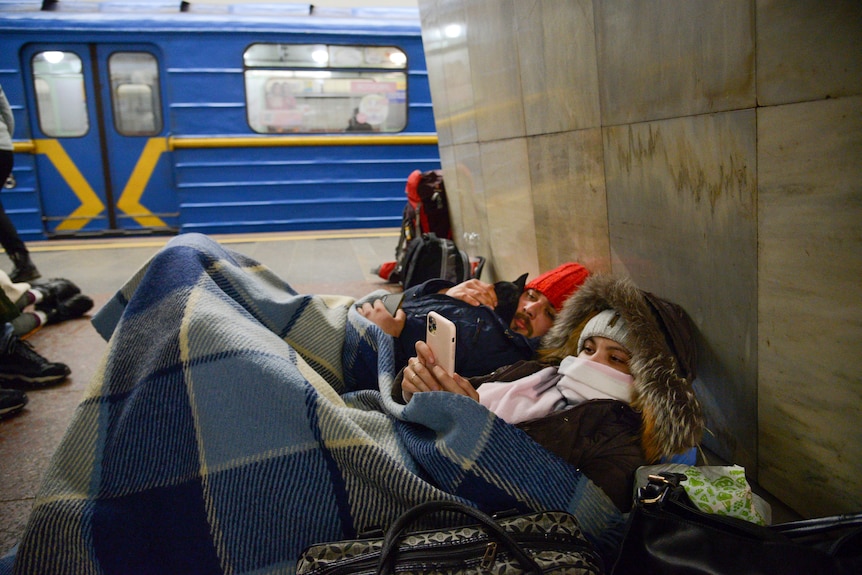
[417,0,861,517]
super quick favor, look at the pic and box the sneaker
[0,388,28,419]
[0,333,70,389]
[42,294,94,325]
[33,278,81,309]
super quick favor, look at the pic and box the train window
[32,51,89,138]
[243,43,408,134]
[108,52,163,136]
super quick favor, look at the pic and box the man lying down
[7,233,702,575]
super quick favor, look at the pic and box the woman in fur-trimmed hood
[537,273,704,463]
[461,273,703,510]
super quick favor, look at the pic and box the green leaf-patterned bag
[634,464,770,524]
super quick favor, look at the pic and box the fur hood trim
[539,274,703,461]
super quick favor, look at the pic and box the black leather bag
[611,472,862,575]
[297,500,604,574]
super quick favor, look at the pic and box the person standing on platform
[0,83,40,283]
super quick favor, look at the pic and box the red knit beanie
[525,262,590,310]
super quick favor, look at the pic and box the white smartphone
[426,311,457,374]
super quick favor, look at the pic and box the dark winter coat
[468,359,646,511]
[394,278,538,377]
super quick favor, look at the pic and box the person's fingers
[402,365,419,393]
[401,365,418,402]
[430,365,478,401]
[410,371,427,391]
[445,279,497,308]
[452,373,480,401]
[404,358,476,402]
[471,284,496,308]
[415,340,435,366]
[408,357,440,392]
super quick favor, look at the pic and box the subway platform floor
[0,228,800,557]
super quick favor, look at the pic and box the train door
[22,43,178,235]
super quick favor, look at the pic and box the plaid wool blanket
[6,233,623,574]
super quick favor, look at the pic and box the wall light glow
[444,24,462,38]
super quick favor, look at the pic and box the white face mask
[556,356,635,404]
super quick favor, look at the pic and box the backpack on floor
[393,169,451,276]
[377,169,453,284]
[400,232,473,290]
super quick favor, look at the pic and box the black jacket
[394,279,538,377]
[468,360,646,511]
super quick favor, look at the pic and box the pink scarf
[477,357,634,424]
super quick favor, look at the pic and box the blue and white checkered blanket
[7,233,622,574]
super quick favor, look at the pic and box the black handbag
[611,472,862,575]
[296,500,604,574]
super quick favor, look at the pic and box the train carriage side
[0,12,440,239]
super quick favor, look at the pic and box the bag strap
[402,233,434,289]
[375,500,543,575]
[439,237,453,280]
[472,256,486,280]
[772,513,862,537]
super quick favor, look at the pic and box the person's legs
[0,150,40,282]
[4,277,91,336]
[0,281,18,323]
[28,277,92,324]
[0,204,28,259]
[10,311,42,337]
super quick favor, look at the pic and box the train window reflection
[244,43,407,134]
[108,52,163,136]
[244,44,407,70]
[32,51,89,138]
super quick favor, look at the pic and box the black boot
[9,251,40,283]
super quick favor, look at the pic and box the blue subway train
[0,2,439,239]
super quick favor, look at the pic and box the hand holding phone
[426,311,456,374]
[355,293,406,338]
